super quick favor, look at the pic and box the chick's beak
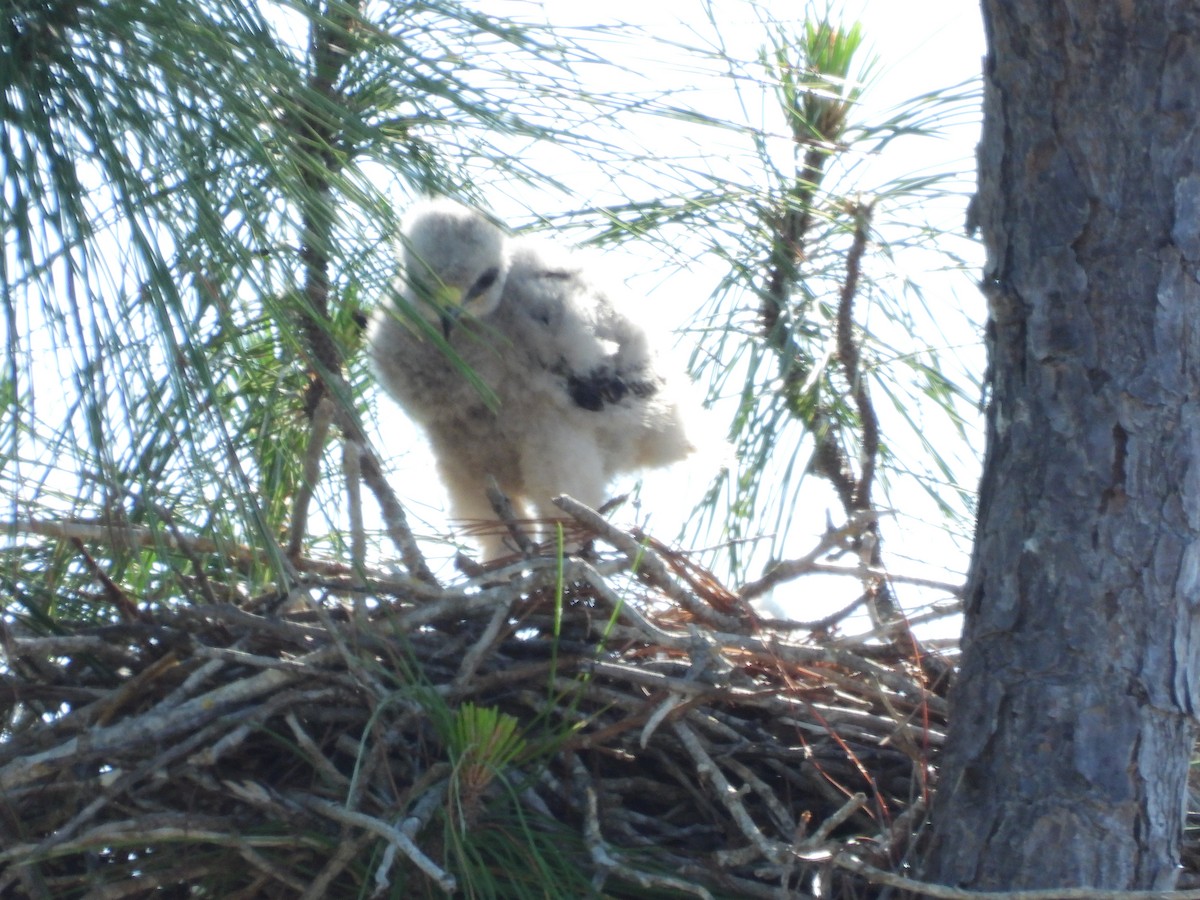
[435,285,464,340]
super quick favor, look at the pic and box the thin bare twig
[343,436,366,582]
[571,755,715,900]
[5,517,356,578]
[833,854,1200,900]
[357,444,439,585]
[672,719,789,865]
[487,478,536,556]
[292,793,456,894]
[553,494,744,631]
[289,395,336,558]
[739,509,879,600]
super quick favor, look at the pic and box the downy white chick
[368,198,711,559]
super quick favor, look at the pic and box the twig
[571,755,715,900]
[376,781,449,896]
[738,510,880,600]
[452,597,516,691]
[672,719,789,865]
[833,854,1200,900]
[289,395,335,558]
[487,478,536,556]
[21,696,275,860]
[154,502,221,606]
[808,562,966,596]
[553,494,743,631]
[72,862,224,899]
[189,645,347,677]
[167,602,332,647]
[237,843,311,895]
[0,817,320,865]
[800,791,865,849]
[5,634,141,667]
[569,560,690,647]
[705,632,944,715]
[356,444,439,585]
[0,651,334,791]
[723,755,798,836]
[761,149,826,337]
[835,201,878,510]
[302,831,377,900]
[757,593,872,633]
[292,589,390,703]
[186,687,342,768]
[640,693,684,748]
[292,793,456,894]
[69,537,144,622]
[286,711,351,789]
[292,0,358,416]
[400,779,449,839]
[5,517,356,578]
[344,437,367,589]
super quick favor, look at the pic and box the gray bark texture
[922,2,1200,890]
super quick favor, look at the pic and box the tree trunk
[923,3,1200,889]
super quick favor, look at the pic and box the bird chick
[368,198,711,560]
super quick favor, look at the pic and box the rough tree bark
[922,3,1200,890]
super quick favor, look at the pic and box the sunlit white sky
[1,1,987,635]
[373,1,989,628]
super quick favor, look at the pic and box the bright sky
[0,0,990,644]
[1,1,987,638]
[371,1,989,630]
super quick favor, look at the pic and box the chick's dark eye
[468,267,500,299]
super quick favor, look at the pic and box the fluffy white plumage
[368,198,708,559]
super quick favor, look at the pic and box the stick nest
[1,509,958,899]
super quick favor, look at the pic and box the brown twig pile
[0,505,958,899]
